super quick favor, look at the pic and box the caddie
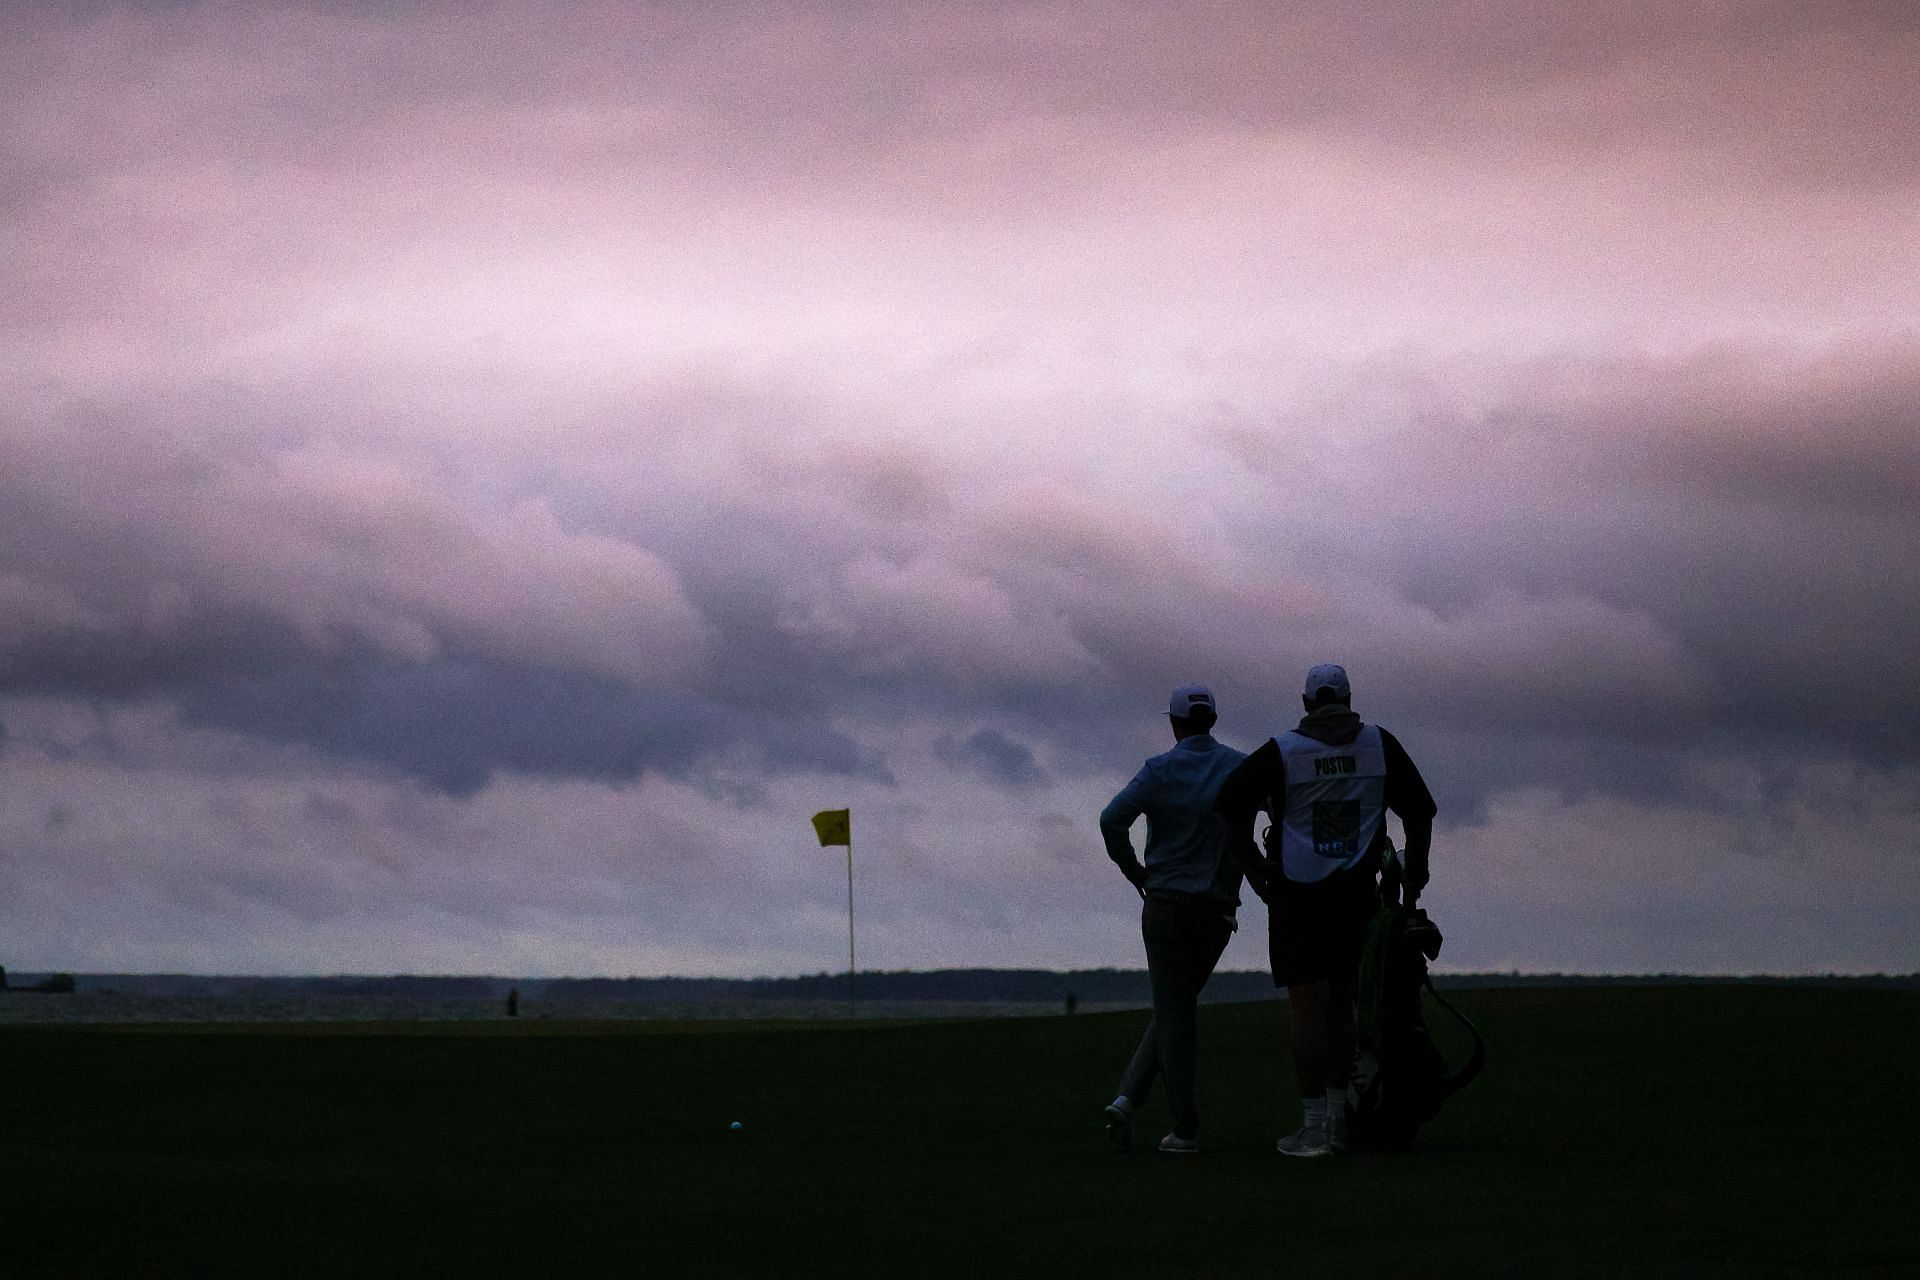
[1214,662,1436,1157]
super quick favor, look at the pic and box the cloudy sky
[3,0,1916,977]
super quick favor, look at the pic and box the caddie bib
[1273,724,1388,883]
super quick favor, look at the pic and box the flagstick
[844,834,856,1006]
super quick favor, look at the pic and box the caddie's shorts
[1269,854,1380,987]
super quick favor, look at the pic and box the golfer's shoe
[1157,1132,1200,1155]
[1276,1124,1331,1158]
[1103,1102,1133,1152]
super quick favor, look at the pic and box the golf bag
[1349,869,1485,1149]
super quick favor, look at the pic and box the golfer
[1215,662,1435,1158]
[1098,684,1247,1154]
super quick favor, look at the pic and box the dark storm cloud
[1,614,888,797]
[1173,342,1920,811]
[3,337,1914,818]
[933,727,1044,789]
[589,341,1916,826]
[173,650,891,797]
[0,395,709,665]
[1610,351,1920,517]
[1417,350,1915,736]
[0,390,887,796]
[659,344,1917,823]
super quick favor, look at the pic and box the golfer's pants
[1117,893,1235,1139]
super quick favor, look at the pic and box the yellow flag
[811,808,850,847]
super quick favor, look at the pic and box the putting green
[3,986,1914,1276]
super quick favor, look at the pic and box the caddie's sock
[1110,1095,1135,1116]
[1323,1086,1348,1115]
[1301,1094,1328,1131]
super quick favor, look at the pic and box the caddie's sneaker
[1157,1132,1200,1154]
[1276,1124,1331,1158]
[1103,1102,1133,1151]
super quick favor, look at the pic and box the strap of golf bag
[1422,973,1486,1098]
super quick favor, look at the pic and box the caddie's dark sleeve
[1213,737,1282,886]
[1380,728,1436,898]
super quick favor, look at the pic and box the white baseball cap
[1168,684,1217,717]
[1303,663,1351,701]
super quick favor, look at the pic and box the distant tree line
[0,968,77,994]
[29,969,1917,1001]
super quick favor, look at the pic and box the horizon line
[6,967,1916,983]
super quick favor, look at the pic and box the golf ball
[729,1121,743,1131]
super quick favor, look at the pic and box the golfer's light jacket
[1099,734,1248,908]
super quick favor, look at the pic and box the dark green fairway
[4,988,1916,1277]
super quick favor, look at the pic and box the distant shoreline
[5,971,1913,1026]
[6,969,1916,1002]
